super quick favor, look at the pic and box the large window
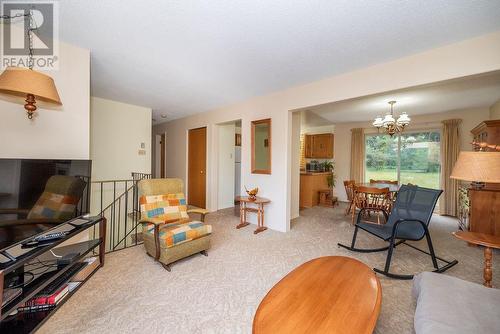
[365,131,441,189]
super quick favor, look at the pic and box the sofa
[413,272,500,334]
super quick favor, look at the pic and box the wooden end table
[453,231,500,288]
[236,196,270,234]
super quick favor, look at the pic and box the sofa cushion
[139,193,189,222]
[143,221,212,248]
[413,272,500,334]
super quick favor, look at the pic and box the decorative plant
[325,160,336,193]
[322,161,334,172]
[326,173,336,188]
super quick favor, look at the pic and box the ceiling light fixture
[372,101,410,136]
[0,10,62,119]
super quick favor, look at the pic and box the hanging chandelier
[372,101,410,136]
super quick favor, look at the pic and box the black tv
[0,159,91,250]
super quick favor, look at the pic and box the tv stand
[0,216,106,333]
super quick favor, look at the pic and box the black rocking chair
[338,184,458,280]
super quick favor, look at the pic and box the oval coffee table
[253,256,382,334]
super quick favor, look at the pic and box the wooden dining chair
[352,186,392,225]
[370,179,398,201]
[343,180,356,215]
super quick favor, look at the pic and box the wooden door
[188,127,207,208]
[160,133,166,178]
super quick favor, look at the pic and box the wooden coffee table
[253,256,382,334]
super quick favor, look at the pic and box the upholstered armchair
[137,178,212,271]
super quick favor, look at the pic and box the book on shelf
[17,304,56,313]
[30,284,69,306]
[18,284,69,313]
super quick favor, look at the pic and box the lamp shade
[372,116,383,128]
[397,112,411,126]
[450,152,500,183]
[0,67,61,104]
[382,114,395,127]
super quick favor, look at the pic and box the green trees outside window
[365,131,441,189]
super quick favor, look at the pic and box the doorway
[188,127,207,208]
[216,120,241,211]
[155,133,167,178]
[160,133,166,177]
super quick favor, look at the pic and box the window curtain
[350,128,365,182]
[441,119,462,216]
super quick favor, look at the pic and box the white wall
[290,112,301,220]
[217,123,236,209]
[0,41,90,159]
[153,31,500,232]
[90,97,152,181]
[333,107,491,201]
[491,99,500,119]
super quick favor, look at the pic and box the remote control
[21,231,70,248]
[34,232,68,242]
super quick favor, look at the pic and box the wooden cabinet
[459,120,500,236]
[300,172,330,208]
[468,188,500,236]
[304,134,334,158]
[471,120,500,150]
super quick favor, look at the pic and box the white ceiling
[57,1,500,124]
[300,71,500,127]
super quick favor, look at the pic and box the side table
[236,196,271,234]
[453,231,500,288]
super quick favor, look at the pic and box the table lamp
[450,152,500,189]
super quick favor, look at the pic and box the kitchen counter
[300,171,332,176]
[300,172,331,208]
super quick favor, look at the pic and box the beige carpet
[39,204,499,334]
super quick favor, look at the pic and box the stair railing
[91,172,151,253]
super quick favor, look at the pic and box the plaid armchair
[138,178,212,271]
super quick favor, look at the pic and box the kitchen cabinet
[304,134,334,158]
[300,172,331,208]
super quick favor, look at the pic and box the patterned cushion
[143,221,212,248]
[27,191,79,220]
[139,193,189,222]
